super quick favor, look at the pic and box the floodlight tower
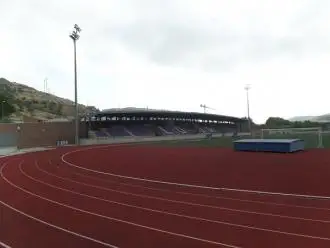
[244,85,251,133]
[70,24,81,145]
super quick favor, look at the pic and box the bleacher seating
[178,124,197,134]
[129,125,155,136]
[95,130,108,137]
[107,126,130,137]
[90,123,238,138]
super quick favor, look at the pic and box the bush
[48,102,56,112]
[56,104,63,115]
[25,100,34,112]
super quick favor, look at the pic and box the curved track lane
[1,146,330,247]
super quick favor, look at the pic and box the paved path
[0,147,53,157]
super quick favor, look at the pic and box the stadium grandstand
[85,107,248,138]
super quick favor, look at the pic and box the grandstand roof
[96,108,245,122]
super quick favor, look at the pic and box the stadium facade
[87,108,247,138]
[0,108,247,149]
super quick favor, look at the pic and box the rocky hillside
[0,77,99,122]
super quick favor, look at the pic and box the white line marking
[36,160,330,224]
[21,161,330,242]
[61,145,330,201]
[2,161,240,248]
[49,159,330,212]
[0,199,118,248]
[0,241,12,248]
[0,161,118,248]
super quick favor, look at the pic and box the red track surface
[1,145,330,247]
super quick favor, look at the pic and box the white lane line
[36,161,330,224]
[61,146,330,201]
[0,161,118,248]
[2,161,240,248]
[49,159,330,212]
[0,200,118,248]
[21,162,330,242]
[0,241,12,248]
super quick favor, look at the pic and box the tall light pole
[70,24,81,145]
[244,85,251,133]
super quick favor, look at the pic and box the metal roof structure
[95,108,245,123]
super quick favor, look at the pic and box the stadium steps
[158,126,173,135]
[199,127,207,133]
[124,127,135,136]
[174,126,186,134]
[100,128,111,137]
[172,127,182,135]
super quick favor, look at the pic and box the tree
[0,93,15,119]
[48,102,56,113]
[265,117,291,128]
[25,100,34,113]
[265,117,322,129]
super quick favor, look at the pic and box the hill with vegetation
[289,114,330,123]
[0,77,99,122]
[263,117,327,129]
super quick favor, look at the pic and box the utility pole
[44,78,48,93]
[70,24,82,146]
[244,85,251,133]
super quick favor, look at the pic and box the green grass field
[148,137,234,148]
[260,133,330,149]
[137,133,330,149]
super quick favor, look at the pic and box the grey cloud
[87,0,329,72]
[2,0,330,75]
[110,19,327,72]
[10,0,323,74]
[109,21,240,68]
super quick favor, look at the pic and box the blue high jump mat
[233,139,305,153]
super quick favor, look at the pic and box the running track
[1,145,330,247]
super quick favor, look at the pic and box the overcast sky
[1,0,330,123]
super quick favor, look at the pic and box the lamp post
[70,24,81,145]
[244,85,251,133]
[17,125,21,150]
